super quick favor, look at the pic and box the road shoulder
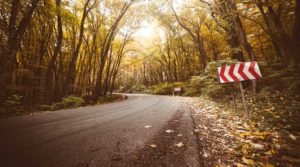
[121,104,201,167]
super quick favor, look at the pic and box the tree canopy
[0,0,299,106]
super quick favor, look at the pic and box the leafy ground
[178,90,300,167]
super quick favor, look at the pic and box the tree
[170,3,209,69]
[64,0,97,96]
[0,0,41,104]
[44,0,63,103]
[93,0,133,100]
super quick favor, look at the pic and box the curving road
[0,94,187,167]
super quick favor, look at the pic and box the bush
[184,59,239,99]
[143,87,154,94]
[50,102,63,110]
[97,96,113,104]
[4,94,23,107]
[61,96,85,108]
[131,84,147,93]
[152,82,186,95]
[185,60,299,99]
[259,63,300,94]
[36,105,52,111]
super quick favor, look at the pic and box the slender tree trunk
[196,33,208,68]
[293,0,300,71]
[256,0,290,61]
[171,6,208,68]
[93,1,132,100]
[215,0,245,61]
[64,0,93,96]
[0,0,40,104]
[44,0,63,103]
[103,48,113,97]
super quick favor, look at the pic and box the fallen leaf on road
[203,151,209,158]
[175,142,184,148]
[166,129,174,133]
[242,122,250,129]
[289,134,297,140]
[242,145,248,154]
[242,156,254,166]
[235,163,248,167]
[265,148,277,155]
[250,142,264,150]
[264,163,275,167]
[144,125,152,128]
[149,144,157,148]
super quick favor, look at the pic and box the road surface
[0,94,199,167]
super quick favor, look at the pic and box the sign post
[173,87,182,96]
[231,92,238,113]
[217,61,262,114]
[239,82,248,113]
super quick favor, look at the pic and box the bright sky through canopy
[132,0,184,41]
[134,20,156,39]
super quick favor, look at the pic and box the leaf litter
[165,129,174,133]
[177,91,300,167]
[175,142,184,148]
[149,144,157,148]
[144,125,152,128]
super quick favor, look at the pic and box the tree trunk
[215,0,245,61]
[0,0,40,104]
[64,0,92,97]
[293,0,300,71]
[103,47,113,97]
[93,1,132,100]
[44,0,63,104]
[171,6,208,68]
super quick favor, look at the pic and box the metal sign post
[231,92,238,113]
[173,87,182,96]
[217,61,262,115]
[239,82,248,113]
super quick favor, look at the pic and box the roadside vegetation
[0,0,299,166]
[0,94,125,118]
[0,0,139,117]
[178,62,299,166]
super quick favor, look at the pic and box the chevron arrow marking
[218,61,262,83]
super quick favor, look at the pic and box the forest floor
[178,90,300,167]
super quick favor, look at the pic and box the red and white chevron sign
[218,61,262,83]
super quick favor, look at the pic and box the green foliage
[152,82,186,95]
[259,63,300,94]
[1,95,26,116]
[97,96,114,104]
[184,60,239,99]
[60,96,85,108]
[36,105,53,111]
[96,94,126,104]
[131,84,147,92]
[4,94,23,107]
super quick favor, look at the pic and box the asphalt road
[0,94,188,167]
